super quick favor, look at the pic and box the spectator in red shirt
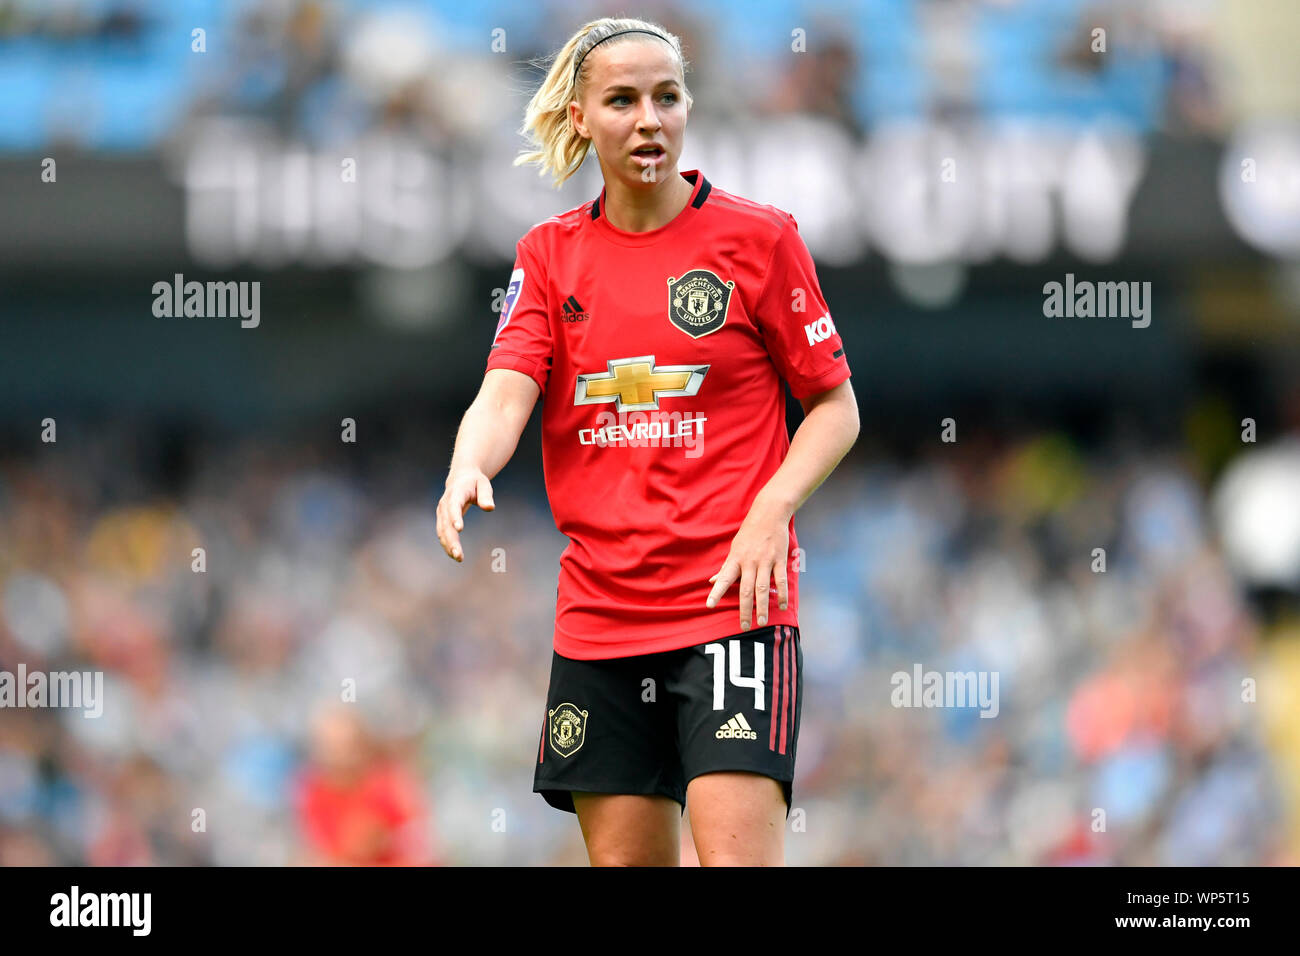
[293,705,434,866]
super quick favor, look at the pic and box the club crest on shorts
[667,269,735,339]
[548,702,588,758]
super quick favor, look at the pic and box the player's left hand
[705,496,791,630]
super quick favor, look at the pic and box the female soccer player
[437,16,859,866]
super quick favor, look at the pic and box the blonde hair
[514,17,693,190]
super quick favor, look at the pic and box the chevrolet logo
[575,356,709,412]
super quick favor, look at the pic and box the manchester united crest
[667,269,735,339]
[548,702,588,758]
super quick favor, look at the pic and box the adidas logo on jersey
[716,713,757,740]
[561,295,590,322]
[804,312,836,345]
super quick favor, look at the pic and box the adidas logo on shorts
[716,713,757,740]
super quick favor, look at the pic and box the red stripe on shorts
[779,626,792,755]
[770,626,783,750]
[787,627,798,755]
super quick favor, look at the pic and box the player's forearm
[753,397,860,520]
[447,394,530,482]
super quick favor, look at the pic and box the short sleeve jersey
[485,170,851,660]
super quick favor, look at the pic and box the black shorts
[533,624,803,817]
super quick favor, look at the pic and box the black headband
[572,28,672,85]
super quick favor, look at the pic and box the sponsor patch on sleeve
[493,268,525,345]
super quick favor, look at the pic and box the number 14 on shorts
[704,640,764,711]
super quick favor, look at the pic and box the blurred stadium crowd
[0,0,1249,151]
[1,413,1297,866]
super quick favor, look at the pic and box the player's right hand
[437,468,495,562]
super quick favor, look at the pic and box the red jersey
[294,761,431,866]
[485,170,851,659]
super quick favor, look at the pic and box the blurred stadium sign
[0,118,1281,273]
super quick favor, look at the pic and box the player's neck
[601,172,693,233]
